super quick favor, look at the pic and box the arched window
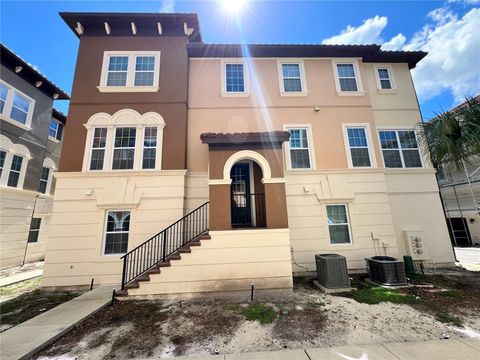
[82,109,166,172]
[0,134,31,189]
[38,158,57,194]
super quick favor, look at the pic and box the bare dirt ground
[34,268,480,359]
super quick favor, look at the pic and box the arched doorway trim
[223,150,271,181]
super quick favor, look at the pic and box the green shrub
[438,290,465,298]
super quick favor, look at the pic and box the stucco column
[209,184,232,231]
[264,182,289,229]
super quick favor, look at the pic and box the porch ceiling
[200,131,290,146]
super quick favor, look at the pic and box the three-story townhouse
[0,44,69,269]
[43,13,455,297]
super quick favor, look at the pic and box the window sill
[377,89,398,94]
[48,136,60,143]
[336,91,366,97]
[280,91,309,97]
[97,86,160,93]
[221,92,250,98]
[1,116,32,131]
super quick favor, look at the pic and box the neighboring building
[42,12,455,296]
[434,96,480,247]
[0,44,69,269]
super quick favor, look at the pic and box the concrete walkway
[0,286,114,360]
[0,269,43,287]
[172,338,480,360]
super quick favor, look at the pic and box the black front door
[231,164,252,227]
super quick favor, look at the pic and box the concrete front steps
[116,233,211,297]
[119,228,293,298]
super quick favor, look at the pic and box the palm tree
[417,95,480,170]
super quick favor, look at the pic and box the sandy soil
[35,271,480,359]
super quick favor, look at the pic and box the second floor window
[377,68,392,89]
[0,150,5,177]
[100,52,160,91]
[347,127,371,167]
[90,128,108,170]
[7,154,23,187]
[143,127,157,169]
[281,63,303,92]
[379,130,422,168]
[225,64,245,93]
[336,63,358,92]
[112,127,136,170]
[287,128,312,169]
[38,167,50,194]
[49,119,63,141]
[0,81,35,128]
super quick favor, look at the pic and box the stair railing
[120,202,209,290]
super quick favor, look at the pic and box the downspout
[21,107,53,266]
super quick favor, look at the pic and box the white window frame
[332,59,365,95]
[283,124,316,170]
[111,127,137,171]
[342,123,376,169]
[142,126,159,170]
[277,60,308,96]
[82,109,166,172]
[88,127,109,172]
[48,118,62,142]
[373,65,396,91]
[102,209,131,256]
[98,51,161,93]
[325,204,353,245]
[377,127,424,169]
[0,80,35,130]
[0,134,31,189]
[221,59,249,97]
[38,157,56,195]
[28,217,42,243]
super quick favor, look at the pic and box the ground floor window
[28,218,41,243]
[104,210,130,254]
[326,204,352,244]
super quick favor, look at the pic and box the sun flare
[221,0,248,14]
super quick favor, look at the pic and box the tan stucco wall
[0,187,51,269]
[42,171,187,287]
[127,228,293,297]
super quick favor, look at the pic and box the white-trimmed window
[112,127,136,170]
[379,130,422,168]
[332,61,364,94]
[0,80,35,128]
[28,218,42,243]
[49,119,63,141]
[7,155,23,188]
[104,210,130,255]
[142,127,157,169]
[278,60,307,95]
[287,128,312,169]
[0,135,31,188]
[38,167,50,194]
[83,109,166,172]
[221,60,249,96]
[376,67,393,89]
[326,204,352,244]
[99,51,160,92]
[345,126,373,167]
[89,128,108,171]
[0,150,5,178]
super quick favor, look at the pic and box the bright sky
[1,0,479,119]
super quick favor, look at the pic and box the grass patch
[0,278,42,297]
[438,289,465,298]
[352,287,419,305]
[435,312,464,327]
[306,299,325,309]
[241,303,276,324]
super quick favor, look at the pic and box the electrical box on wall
[403,231,430,261]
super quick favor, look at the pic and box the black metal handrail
[120,202,209,289]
